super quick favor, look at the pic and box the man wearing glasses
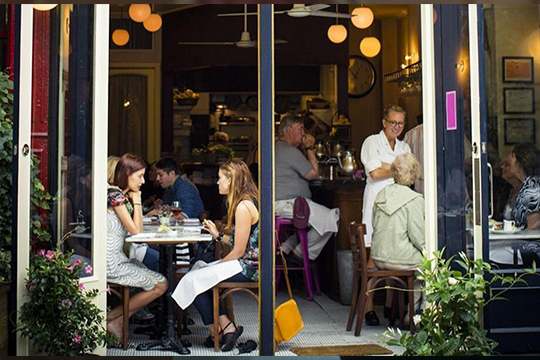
[360,104,411,250]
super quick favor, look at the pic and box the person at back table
[151,157,204,219]
[275,115,340,264]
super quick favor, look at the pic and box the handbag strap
[278,241,294,300]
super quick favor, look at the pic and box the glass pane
[31,4,95,277]
[483,4,540,268]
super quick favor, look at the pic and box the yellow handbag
[275,246,304,342]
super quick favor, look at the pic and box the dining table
[125,220,212,355]
[489,229,540,266]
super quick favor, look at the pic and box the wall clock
[348,55,376,98]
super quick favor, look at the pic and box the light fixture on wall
[33,4,58,11]
[129,4,151,23]
[351,6,374,29]
[143,13,162,32]
[327,5,347,44]
[112,5,129,47]
[360,36,381,58]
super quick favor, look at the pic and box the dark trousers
[192,272,252,326]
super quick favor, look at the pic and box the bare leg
[207,314,236,337]
[107,281,168,338]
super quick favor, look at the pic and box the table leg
[136,244,191,355]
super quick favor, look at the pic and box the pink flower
[73,334,81,343]
[84,265,92,275]
[68,266,74,274]
[45,250,54,260]
[26,283,35,292]
[61,299,72,308]
[74,258,82,266]
[78,283,84,291]
[38,249,45,256]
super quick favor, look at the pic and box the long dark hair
[114,153,146,190]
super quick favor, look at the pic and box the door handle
[487,162,494,219]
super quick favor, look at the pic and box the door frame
[109,63,161,163]
[14,4,110,355]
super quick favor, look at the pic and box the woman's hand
[129,191,142,203]
[202,219,219,238]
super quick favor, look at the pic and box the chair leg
[347,272,360,331]
[312,263,321,295]
[354,281,368,336]
[407,276,415,334]
[398,291,405,328]
[123,286,130,350]
[298,229,314,300]
[213,288,220,352]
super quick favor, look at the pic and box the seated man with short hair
[275,115,340,263]
[153,157,204,220]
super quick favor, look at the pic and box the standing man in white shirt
[361,104,411,248]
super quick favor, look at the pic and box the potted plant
[208,144,235,163]
[379,249,536,356]
[17,239,109,355]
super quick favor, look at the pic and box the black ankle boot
[365,311,380,326]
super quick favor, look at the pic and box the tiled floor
[107,290,404,356]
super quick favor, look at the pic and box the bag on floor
[275,246,303,342]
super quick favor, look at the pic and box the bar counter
[310,178,365,301]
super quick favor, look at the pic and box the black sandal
[203,334,225,348]
[220,322,243,352]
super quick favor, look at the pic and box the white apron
[361,131,411,246]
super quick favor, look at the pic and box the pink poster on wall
[446,91,457,131]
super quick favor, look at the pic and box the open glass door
[15,4,109,355]
[475,4,540,353]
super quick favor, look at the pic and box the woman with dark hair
[180,159,259,351]
[509,143,540,230]
[106,153,167,340]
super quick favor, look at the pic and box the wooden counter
[310,179,365,300]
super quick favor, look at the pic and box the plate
[489,229,520,234]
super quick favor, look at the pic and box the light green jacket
[370,183,425,265]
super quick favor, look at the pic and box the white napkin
[172,260,242,309]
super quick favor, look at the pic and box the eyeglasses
[385,119,406,128]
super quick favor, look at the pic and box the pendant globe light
[34,4,58,11]
[129,4,151,23]
[351,6,374,29]
[327,5,347,44]
[112,6,130,47]
[143,11,162,32]
[360,36,381,58]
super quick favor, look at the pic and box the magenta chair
[275,216,321,300]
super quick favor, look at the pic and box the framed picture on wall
[503,87,535,114]
[502,57,534,83]
[504,118,536,145]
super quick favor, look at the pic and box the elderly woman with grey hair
[363,153,424,326]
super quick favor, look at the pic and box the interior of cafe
[104,3,422,355]
[6,3,540,357]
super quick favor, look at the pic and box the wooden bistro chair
[347,222,416,336]
[211,235,259,351]
[108,283,130,350]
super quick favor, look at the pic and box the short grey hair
[391,153,420,186]
[278,115,304,137]
[383,104,407,120]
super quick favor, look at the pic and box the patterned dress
[107,187,165,291]
[513,176,540,229]
[228,200,259,281]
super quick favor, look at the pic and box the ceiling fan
[218,4,354,20]
[178,5,287,48]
